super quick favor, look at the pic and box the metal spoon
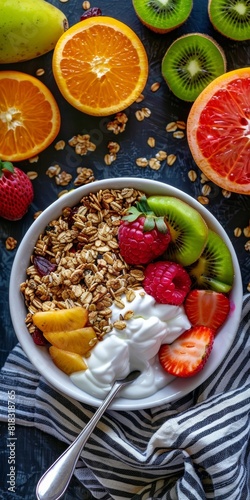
[36,370,141,500]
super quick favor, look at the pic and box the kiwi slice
[147,195,208,266]
[208,0,250,41]
[186,229,234,293]
[161,33,227,101]
[132,0,193,34]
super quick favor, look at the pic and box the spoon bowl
[36,370,141,500]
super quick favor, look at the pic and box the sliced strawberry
[184,289,230,332]
[159,325,214,378]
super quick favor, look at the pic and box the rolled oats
[142,107,151,118]
[28,155,39,163]
[135,109,145,121]
[5,237,17,250]
[222,189,231,198]
[35,68,45,77]
[156,150,167,161]
[21,188,145,338]
[55,171,72,186]
[107,112,128,134]
[243,223,250,238]
[46,164,61,178]
[176,121,186,130]
[108,141,120,154]
[27,171,38,180]
[200,173,209,184]
[173,131,185,139]
[188,170,197,182]
[150,82,161,92]
[104,153,116,165]
[167,154,177,166]
[54,140,66,151]
[147,137,156,148]
[166,122,178,133]
[234,227,242,237]
[197,195,209,205]
[136,157,148,167]
[135,94,144,103]
[201,184,211,196]
[74,167,95,186]
[149,158,161,170]
[68,134,96,155]
[245,241,250,251]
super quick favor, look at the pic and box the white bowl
[9,178,243,410]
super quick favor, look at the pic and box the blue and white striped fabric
[0,295,249,500]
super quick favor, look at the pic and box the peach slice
[32,307,88,333]
[49,346,87,375]
[44,327,97,356]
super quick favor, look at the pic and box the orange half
[52,16,148,116]
[0,71,61,162]
[187,67,250,195]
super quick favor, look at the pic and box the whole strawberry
[143,260,191,305]
[0,160,34,220]
[118,196,171,265]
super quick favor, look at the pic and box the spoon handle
[36,381,122,500]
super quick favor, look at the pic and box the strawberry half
[159,325,214,377]
[184,289,230,332]
[0,160,34,220]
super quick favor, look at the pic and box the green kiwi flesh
[186,229,234,293]
[147,195,208,266]
[132,0,193,33]
[161,33,227,101]
[208,0,250,41]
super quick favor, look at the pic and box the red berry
[184,289,230,332]
[159,325,214,377]
[143,261,191,305]
[0,161,34,220]
[80,7,102,20]
[33,256,57,276]
[118,216,171,265]
[32,328,48,346]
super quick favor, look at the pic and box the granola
[20,188,145,339]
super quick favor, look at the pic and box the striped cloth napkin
[0,295,249,500]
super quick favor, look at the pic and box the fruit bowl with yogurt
[9,178,243,410]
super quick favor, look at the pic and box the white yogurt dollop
[70,290,191,399]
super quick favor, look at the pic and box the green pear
[0,0,69,63]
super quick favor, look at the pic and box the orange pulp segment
[0,71,61,162]
[52,16,148,116]
[187,67,250,195]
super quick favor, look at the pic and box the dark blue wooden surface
[0,1,249,497]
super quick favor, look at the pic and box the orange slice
[0,71,61,162]
[187,67,250,195]
[52,16,148,116]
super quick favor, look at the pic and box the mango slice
[43,327,97,356]
[49,346,87,375]
[32,307,88,333]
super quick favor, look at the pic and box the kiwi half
[161,33,227,101]
[186,229,234,293]
[147,195,208,266]
[208,0,250,41]
[132,0,193,34]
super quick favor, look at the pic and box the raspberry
[118,216,171,265]
[143,261,191,305]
